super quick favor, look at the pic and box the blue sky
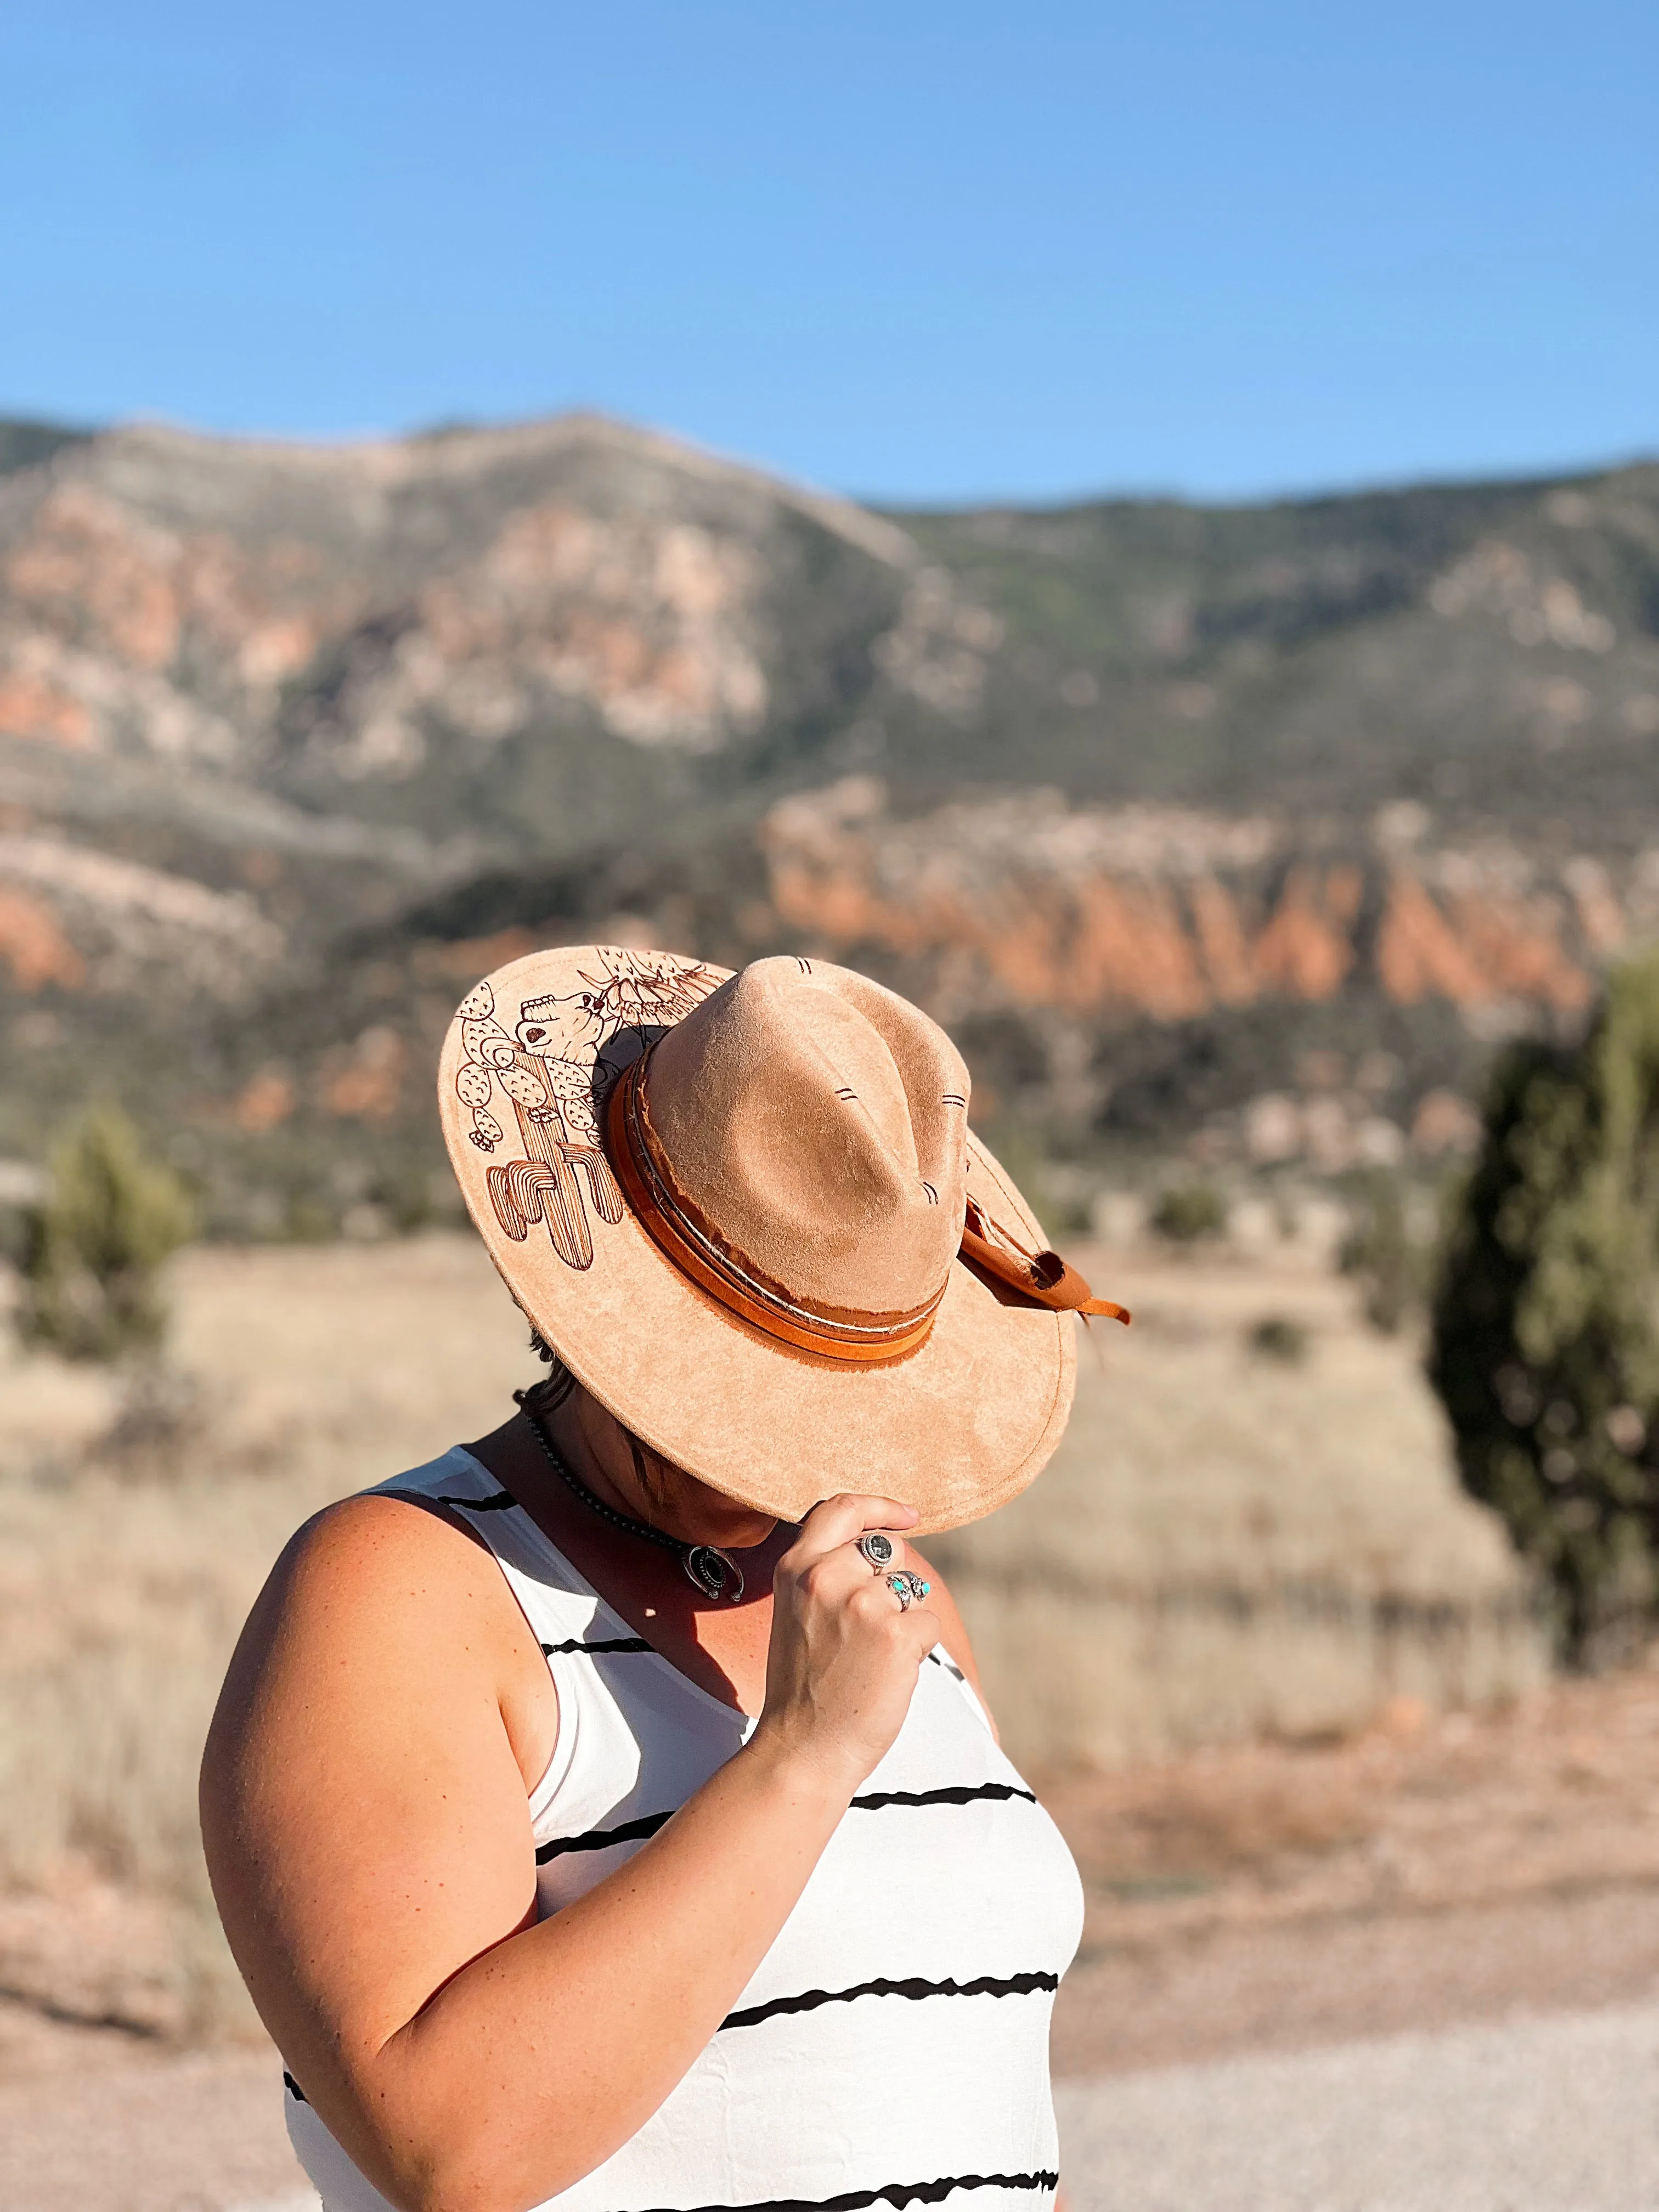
[2,1,1654,504]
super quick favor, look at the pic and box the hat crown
[642,957,970,1317]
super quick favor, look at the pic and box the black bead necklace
[512,1386,746,1603]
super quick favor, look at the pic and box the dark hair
[522,1328,578,1416]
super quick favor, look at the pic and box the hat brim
[438,945,1076,1533]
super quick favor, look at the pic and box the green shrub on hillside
[1152,1181,1228,1243]
[17,1107,196,1363]
[1429,954,1659,1661]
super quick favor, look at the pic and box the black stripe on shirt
[535,1810,673,1863]
[535,1780,1034,1865]
[631,2170,1058,2212]
[721,1970,1058,2032]
[541,1637,654,1655]
[283,2070,307,2102]
[926,1650,968,1683]
[435,1489,519,1511]
[850,1782,1037,1813]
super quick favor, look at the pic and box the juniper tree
[18,1105,196,1363]
[1429,953,1659,1661]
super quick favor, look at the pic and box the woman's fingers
[903,1603,941,1654]
[833,1573,936,1666]
[879,1576,939,1643]
[760,1496,938,1791]
[786,1493,917,1567]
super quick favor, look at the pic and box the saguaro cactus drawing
[453,949,721,1271]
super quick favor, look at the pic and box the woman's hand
[755,1494,938,1795]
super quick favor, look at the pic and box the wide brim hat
[439,945,1122,1533]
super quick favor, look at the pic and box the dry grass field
[0,1229,1548,2052]
[0,1234,546,2044]
[933,1239,1549,1766]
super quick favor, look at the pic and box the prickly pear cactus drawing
[453,949,721,1270]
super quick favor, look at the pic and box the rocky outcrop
[762,777,1646,1034]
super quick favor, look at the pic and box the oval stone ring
[858,1530,900,1572]
[886,1570,931,1610]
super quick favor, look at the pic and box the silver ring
[859,1531,899,1573]
[886,1570,932,1610]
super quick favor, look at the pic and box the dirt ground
[1046,1658,1659,2072]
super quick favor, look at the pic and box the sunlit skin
[468,1379,800,1725]
[200,1376,999,2212]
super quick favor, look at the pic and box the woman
[202,947,1127,2212]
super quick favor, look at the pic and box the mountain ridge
[1,411,1656,1231]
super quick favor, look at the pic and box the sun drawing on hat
[452,946,723,1272]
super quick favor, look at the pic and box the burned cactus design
[453,950,721,1270]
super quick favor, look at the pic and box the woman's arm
[201,1490,937,2212]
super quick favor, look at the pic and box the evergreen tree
[18,1106,196,1363]
[1429,953,1659,1661]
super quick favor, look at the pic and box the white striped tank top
[286,1446,1085,2212]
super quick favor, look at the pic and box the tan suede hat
[438,944,1126,1532]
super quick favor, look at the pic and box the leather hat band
[605,1055,945,1363]
[605,1051,1130,1365]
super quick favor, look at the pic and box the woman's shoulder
[268,1445,521,1599]
[286,1462,504,1597]
[202,1469,558,1846]
[220,1469,537,1733]
[302,1482,482,1568]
